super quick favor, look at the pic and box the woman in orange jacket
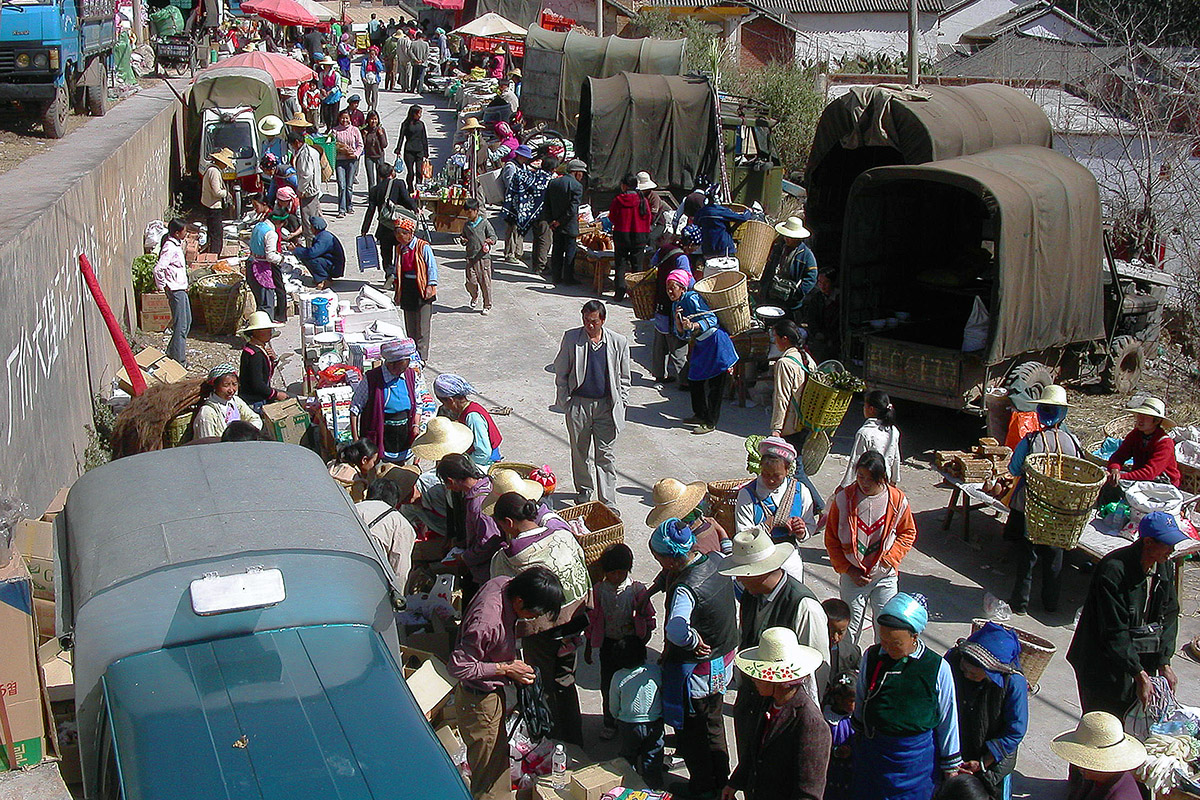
[823,450,917,646]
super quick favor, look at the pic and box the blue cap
[1138,511,1188,546]
[878,592,928,634]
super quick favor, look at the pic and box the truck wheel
[1102,336,1144,395]
[1004,361,1054,409]
[42,85,68,139]
[87,62,109,116]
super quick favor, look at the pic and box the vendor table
[938,470,1009,543]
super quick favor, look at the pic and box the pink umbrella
[239,0,319,27]
[209,51,316,88]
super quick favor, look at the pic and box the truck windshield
[206,121,255,159]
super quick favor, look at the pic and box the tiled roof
[762,0,942,11]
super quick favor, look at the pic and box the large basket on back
[732,220,775,280]
[971,618,1057,691]
[799,372,855,432]
[559,501,623,567]
[706,478,749,536]
[627,268,658,321]
[1024,452,1104,549]
[694,270,751,337]
[193,272,246,335]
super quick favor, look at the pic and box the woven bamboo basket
[799,373,855,432]
[971,618,1058,690]
[559,501,623,566]
[162,411,194,448]
[1024,452,1105,549]
[193,272,245,335]
[731,219,775,280]
[1082,442,1108,469]
[694,270,751,337]
[1105,416,1132,440]
[727,203,750,214]
[627,268,658,321]
[1180,463,1200,497]
[706,478,749,537]
[802,431,832,477]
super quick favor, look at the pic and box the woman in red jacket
[1107,396,1181,487]
[608,172,653,303]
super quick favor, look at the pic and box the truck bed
[863,333,986,410]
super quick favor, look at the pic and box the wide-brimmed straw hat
[461,117,484,131]
[1036,384,1071,408]
[239,310,284,336]
[1051,712,1147,773]
[734,627,823,683]
[376,463,422,502]
[774,217,811,239]
[636,171,657,191]
[719,528,793,577]
[482,468,545,516]
[285,113,314,129]
[646,478,707,527]
[1122,396,1176,430]
[258,114,285,137]
[210,147,237,168]
[410,416,473,461]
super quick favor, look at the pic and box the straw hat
[646,478,707,527]
[734,627,823,683]
[285,113,314,129]
[636,171,657,191]
[377,463,422,502]
[410,416,473,461]
[258,114,285,137]
[1036,384,1071,408]
[774,217,811,239]
[318,55,336,66]
[1122,396,1175,430]
[719,529,793,577]
[238,310,284,336]
[481,468,545,516]
[461,117,484,132]
[495,44,507,54]
[209,147,236,169]
[1051,712,1147,773]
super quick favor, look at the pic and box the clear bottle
[550,743,567,788]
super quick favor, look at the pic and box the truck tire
[87,62,109,116]
[42,84,68,139]
[1004,361,1054,409]
[1102,336,1144,395]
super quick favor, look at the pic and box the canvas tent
[840,145,1104,365]
[805,83,1052,268]
[451,12,526,37]
[522,26,685,135]
[577,73,719,193]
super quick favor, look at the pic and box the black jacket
[238,343,276,406]
[1066,539,1179,710]
[542,174,583,235]
[362,177,416,234]
[396,118,429,158]
[728,688,831,800]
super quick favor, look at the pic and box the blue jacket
[693,204,752,256]
[294,229,346,279]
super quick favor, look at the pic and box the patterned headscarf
[395,215,417,233]
[650,518,696,558]
[208,363,237,380]
[380,338,417,363]
[959,622,1022,687]
[878,592,929,634]
[433,373,475,399]
[680,224,702,247]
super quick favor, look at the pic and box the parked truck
[0,0,117,139]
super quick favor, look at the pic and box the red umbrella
[208,51,316,87]
[239,0,319,27]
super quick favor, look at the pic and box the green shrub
[733,62,824,175]
[132,253,157,296]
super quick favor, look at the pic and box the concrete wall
[0,84,182,513]
[790,11,940,62]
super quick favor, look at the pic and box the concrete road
[274,76,1199,799]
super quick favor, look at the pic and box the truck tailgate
[863,335,969,408]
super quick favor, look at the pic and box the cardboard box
[116,347,188,394]
[14,519,54,601]
[37,641,73,705]
[139,292,171,314]
[262,398,311,446]
[41,488,69,522]
[568,762,624,800]
[0,553,50,770]
[399,646,457,722]
[434,724,462,757]
[139,309,173,333]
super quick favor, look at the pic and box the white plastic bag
[961,296,990,352]
[1124,481,1185,532]
[144,220,166,253]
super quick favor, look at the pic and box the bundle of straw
[111,378,204,458]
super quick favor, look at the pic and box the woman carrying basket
[1005,385,1081,615]
[667,269,739,435]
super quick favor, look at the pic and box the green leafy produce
[813,370,866,393]
[132,254,158,296]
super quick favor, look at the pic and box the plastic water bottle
[551,744,567,788]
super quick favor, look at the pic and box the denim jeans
[335,158,358,213]
[166,288,191,366]
[617,719,664,789]
[364,156,384,195]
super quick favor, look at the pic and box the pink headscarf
[666,269,693,288]
[493,121,519,157]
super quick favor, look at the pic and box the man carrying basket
[1004,385,1082,615]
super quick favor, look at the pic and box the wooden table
[938,470,1010,543]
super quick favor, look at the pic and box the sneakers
[469,298,480,310]
[692,424,715,435]
[481,307,491,316]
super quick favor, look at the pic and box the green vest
[863,644,943,736]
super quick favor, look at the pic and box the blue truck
[0,0,117,139]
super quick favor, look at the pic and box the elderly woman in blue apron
[666,268,739,436]
[855,593,962,800]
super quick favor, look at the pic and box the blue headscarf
[878,592,929,634]
[680,224,702,247]
[1035,404,1067,428]
[960,621,1021,687]
[433,373,475,399]
[650,517,695,558]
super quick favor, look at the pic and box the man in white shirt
[354,478,416,588]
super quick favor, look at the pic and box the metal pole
[596,0,603,37]
[907,0,919,86]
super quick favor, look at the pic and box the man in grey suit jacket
[553,300,631,508]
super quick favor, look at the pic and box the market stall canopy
[240,0,320,27]
[292,0,336,21]
[451,12,526,37]
[577,72,718,193]
[804,83,1052,269]
[321,2,414,23]
[842,145,1104,364]
[207,50,316,87]
[522,26,686,135]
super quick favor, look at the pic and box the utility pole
[596,0,603,36]
[907,0,918,86]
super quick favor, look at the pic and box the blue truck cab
[0,0,116,138]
